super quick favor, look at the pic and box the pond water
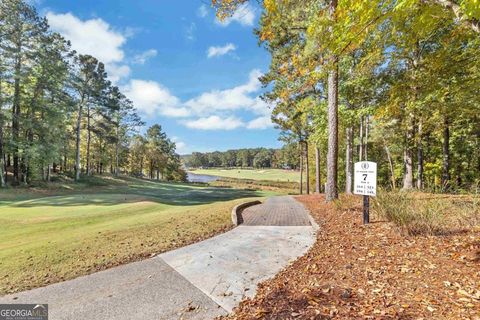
[187,172,220,183]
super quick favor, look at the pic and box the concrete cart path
[0,196,317,320]
[161,225,316,312]
[0,257,227,320]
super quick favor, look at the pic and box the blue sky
[35,0,281,154]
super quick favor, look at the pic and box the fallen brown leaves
[221,194,480,320]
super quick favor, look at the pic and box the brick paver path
[240,196,312,226]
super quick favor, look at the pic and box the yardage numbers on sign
[354,161,377,197]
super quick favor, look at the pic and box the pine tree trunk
[359,116,364,161]
[305,142,310,195]
[442,117,450,191]
[0,146,4,188]
[0,119,4,188]
[326,62,339,200]
[345,126,353,193]
[25,131,34,184]
[0,74,5,187]
[86,107,91,176]
[417,120,424,189]
[365,116,369,160]
[150,160,154,180]
[403,146,414,189]
[22,156,27,185]
[299,147,303,195]
[12,42,22,186]
[384,141,396,190]
[315,146,321,193]
[325,0,339,202]
[75,101,83,182]
[0,150,4,188]
[403,148,414,189]
[403,117,414,190]
[115,125,119,176]
[0,41,4,187]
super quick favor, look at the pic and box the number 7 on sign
[363,174,367,181]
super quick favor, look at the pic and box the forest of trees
[0,0,185,186]
[184,144,301,169]
[214,0,480,198]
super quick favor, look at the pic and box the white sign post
[354,161,377,224]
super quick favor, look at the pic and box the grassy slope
[0,176,274,294]
[190,168,301,183]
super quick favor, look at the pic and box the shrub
[373,191,480,236]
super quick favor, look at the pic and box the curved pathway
[241,196,312,226]
[0,196,317,320]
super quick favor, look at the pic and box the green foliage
[184,147,299,169]
[215,0,480,193]
[0,0,184,186]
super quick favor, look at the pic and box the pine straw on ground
[221,194,480,320]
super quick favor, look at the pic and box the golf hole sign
[354,161,377,196]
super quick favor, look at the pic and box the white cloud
[175,141,187,153]
[46,12,130,83]
[216,3,256,27]
[46,12,125,63]
[180,69,273,130]
[249,97,271,116]
[121,69,272,131]
[133,49,158,65]
[197,4,209,18]
[171,137,187,154]
[122,79,190,118]
[184,116,244,130]
[107,64,131,84]
[185,22,196,41]
[247,116,273,130]
[185,69,263,115]
[207,43,237,58]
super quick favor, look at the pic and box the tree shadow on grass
[10,183,263,208]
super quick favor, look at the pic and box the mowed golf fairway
[0,176,272,295]
[190,168,301,182]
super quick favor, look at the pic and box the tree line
[214,0,480,198]
[184,144,300,169]
[0,0,185,186]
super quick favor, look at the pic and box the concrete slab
[0,258,226,320]
[160,225,316,312]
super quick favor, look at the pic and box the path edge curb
[231,200,262,225]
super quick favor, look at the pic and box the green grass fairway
[0,176,272,294]
[190,168,301,183]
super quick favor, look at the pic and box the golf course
[0,176,274,295]
[189,168,301,183]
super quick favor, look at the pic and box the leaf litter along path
[0,196,317,320]
[222,195,480,320]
